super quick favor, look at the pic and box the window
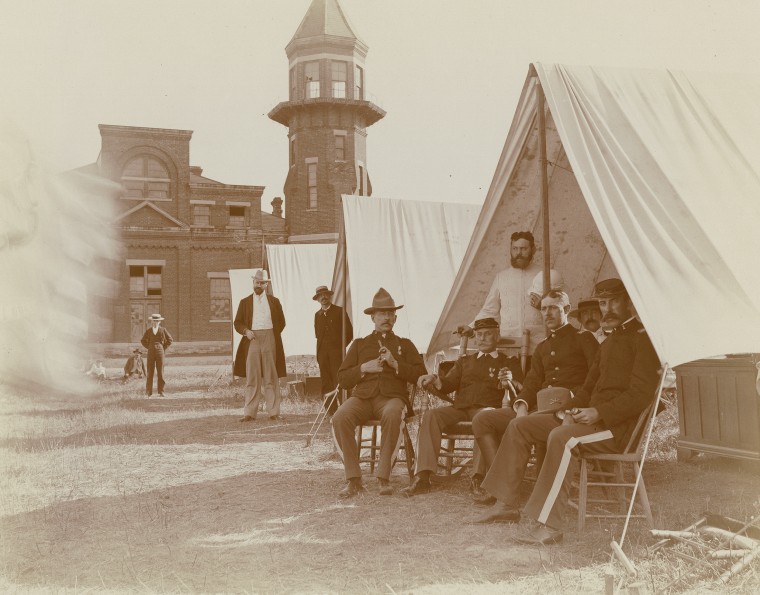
[228,206,245,227]
[331,61,346,98]
[289,66,296,100]
[130,265,162,296]
[210,277,231,321]
[307,162,317,209]
[305,61,320,98]
[354,65,364,100]
[358,165,365,196]
[289,136,296,167]
[193,205,210,226]
[121,155,170,200]
[335,133,345,161]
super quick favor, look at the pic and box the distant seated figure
[569,298,606,344]
[123,349,146,381]
[401,317,520,497]
[86,360,106,381]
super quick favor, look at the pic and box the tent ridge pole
[536,79,551,292]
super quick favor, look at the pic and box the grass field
[0,364,758,594]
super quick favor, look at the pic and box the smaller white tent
[332,195,480,355]
[266,243,338,356]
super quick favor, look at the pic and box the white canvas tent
[266,243,338,356]
[429,63,760,369]
[332,195,480,353]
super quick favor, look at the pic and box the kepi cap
[473,317,499,331]
[592,278,627,299]
[535,387,573,414]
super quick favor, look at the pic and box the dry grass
[0,370,758,594]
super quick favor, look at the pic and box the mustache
[602,313,619,321]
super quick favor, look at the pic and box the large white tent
[429,63,760,369]
[332,195,480,354]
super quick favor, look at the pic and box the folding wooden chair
[569,401,658,531]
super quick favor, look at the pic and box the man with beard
[470,291,599,502]
[233,269,287,422]
[475,279,661,547]
[313,285,353,414]
[331,288,426,498]
[458,231,562,364]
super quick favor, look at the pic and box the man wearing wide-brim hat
[233,269,287,422]
[332,288,426,498]
[475,279,661,546]
[569,298,606,344]
[123,347,146,382]
[313,285,353,414]
[140,313,173,397]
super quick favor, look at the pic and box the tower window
[289,136,296,167]
[335,134,345,161]
[229,206,245,227]
[305,61,320,99]
[121,155,170,200]
[307,162,317,209]
[130,265,162,296]
[354,65,364,100]
[358,165,365,196]
[289,66,296,100]
[331,61,347,98]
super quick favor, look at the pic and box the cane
[304,387,340,447]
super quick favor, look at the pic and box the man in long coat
[313,285,353,414]
[233,269,286,421]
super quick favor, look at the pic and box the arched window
[121,155,171,200]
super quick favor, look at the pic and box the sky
[3,0,760,209]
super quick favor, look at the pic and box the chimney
[271,196,283,218]
[189,165,203,176]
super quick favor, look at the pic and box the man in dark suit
[123,348,146,382]
[475,279,661,546]
[313,285,353,414]
[233,269,287,422]
[141,313,173,397]
[332,288,427,498]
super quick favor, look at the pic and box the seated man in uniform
[332,288,427,498]
[401,317,519,497]
[475,279,661,546]
[471,290,599,502]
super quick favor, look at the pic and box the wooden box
[674,355,760,461]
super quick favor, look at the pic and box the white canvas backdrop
[334,195,480,353]
[266,243,338,356]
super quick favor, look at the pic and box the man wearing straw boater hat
[141,313,173,397]
[233,269,287,422]
[313,285,353,414]
[475,279,660,546]
[332,288,426,498]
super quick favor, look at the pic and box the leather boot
[400,476,432,497]
[338,478,365,499]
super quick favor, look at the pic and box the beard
[511,254,532,269]
[253,286,264,295]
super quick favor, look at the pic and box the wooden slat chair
[568,400,658,531]
[436,331,530,476]
[355,384,418,481]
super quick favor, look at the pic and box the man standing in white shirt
[233,270,287,422]
[458,231,561,364]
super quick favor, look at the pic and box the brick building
[87,124,286,344]
[270,0,385,243]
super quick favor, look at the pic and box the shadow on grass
[2,413,321,451]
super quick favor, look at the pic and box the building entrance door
[130,300,162,343]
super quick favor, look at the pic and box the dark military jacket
[315,304,353,355]
[516,323,599,411]
[573,318,661,450]
[438,351,513,409]
[338,330,426,414]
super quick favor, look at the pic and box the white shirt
[471,262,545,354]
[252,292,273,330]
